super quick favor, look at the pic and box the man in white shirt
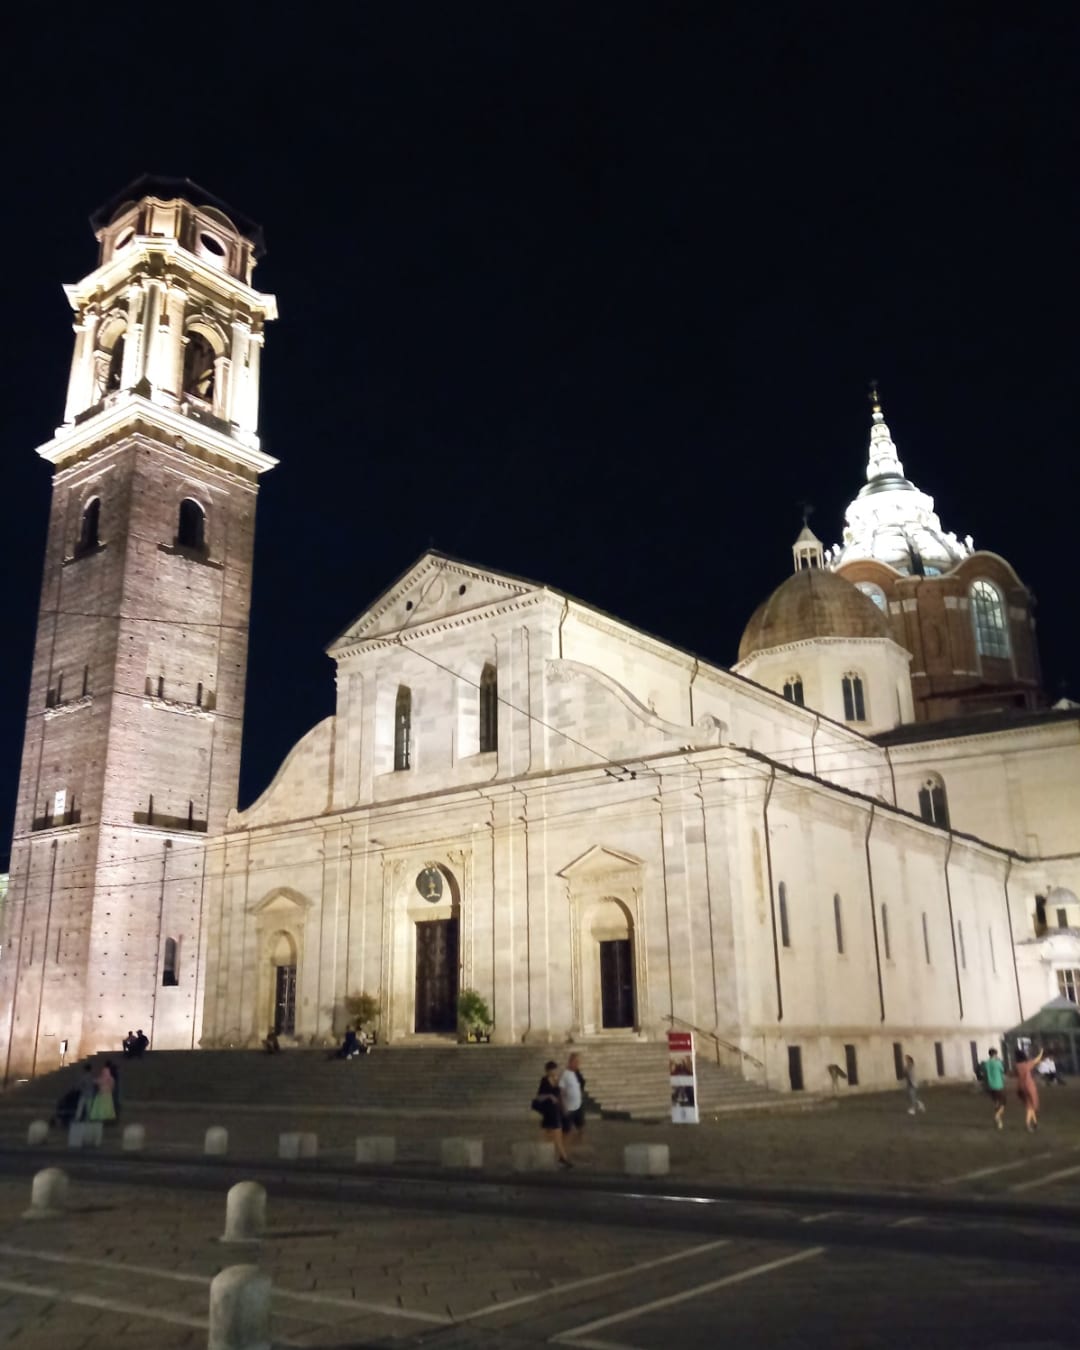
[559,1053,586,1152]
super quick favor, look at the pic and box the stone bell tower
[0,177,277,1080]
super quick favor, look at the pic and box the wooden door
[414,919,459,1033]
[274,965,297,1035]
[599,939,634,1028]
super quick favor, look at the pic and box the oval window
[200,232,226,257]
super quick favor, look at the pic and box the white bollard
[354,1136,396,1165]
[208,1264,271,1350]
[298,1132,318,1159]
[205,1125,229,1156]
[623,1142,670,1177]
[23,1167,68,1219]
[122,1123,145,1152]
[27,1120,49,1147]
[512,1141,557,1172]
[440,1137,483,1169]
[278,1131,300,1160]
[221,1181,267,1244]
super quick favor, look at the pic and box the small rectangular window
[788,1045,804,1091]
[844,1043,858,1086]
[893,1042,905,1081]
[52,790,67,819]
[1057,969,1079,1004]
[1057,908,1069,929]
[934,1042,945,1077]
[778,882,790,948]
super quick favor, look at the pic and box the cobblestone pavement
[0,1083,1078,1348]
[3,1081,1079,1202]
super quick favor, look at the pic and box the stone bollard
[512,1141,557,1173]
[122,1123,146,1152]
[354,1136,396,1165]
[27,1120,49,1147]
[298,1132,318,1159]
[23,1167,68,1219]
[278,1132,300,1160]
[440,1138,483,1169]
[205,1125,229,1156]
[208,1264,271,1350]
[221,1181,267,1244]
[623,1142,670,1177]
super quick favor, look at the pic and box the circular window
[458,584,467,596]
[115,228,134,250]
[199,233,226,257]
[405,600,414,611]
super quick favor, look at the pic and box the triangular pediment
[557,845,646,880]
[328,551,541,653]
[248,887,314,915]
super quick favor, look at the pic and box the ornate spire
[865,383,905,481]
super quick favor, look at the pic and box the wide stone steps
[1,1041,789,1121]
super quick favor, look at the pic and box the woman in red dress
[1014,1048,1045,1132]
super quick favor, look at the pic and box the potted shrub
[344,991,379,1046]
[456,988,493,1043]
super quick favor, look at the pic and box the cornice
[334,591,549,661]
[38,393,277,476]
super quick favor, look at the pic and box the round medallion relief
[416,866,444,903]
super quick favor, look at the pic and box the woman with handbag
[533,1060,572,1167]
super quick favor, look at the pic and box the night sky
[1,7,1077,861]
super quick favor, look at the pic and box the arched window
[162,937,179,987]
[782,676,804,707]
[918,774,949,828]
[182,332,217,403]
[394,685,412,771]
[842,673,866,722]
[856,581,887,612]
[77,497,101,554]
[479,663,498,753]
[970,579,1009,659]
[105,335,125,393]
[833,893,844,954]
[176,498,206,551]
[778,881,791,948]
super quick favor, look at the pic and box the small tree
[456,988,492,1041]
[344,991,379,1029]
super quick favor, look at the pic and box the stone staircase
[0,1040,789,1121]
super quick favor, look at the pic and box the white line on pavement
[937,1153,1056,1186]
[0,1276,207,1330]
[0,1243,451,1325]
[799,1211,841,1224]
[1009,1162,1080,1194]
[551,1246,826,1342]
[460,1239,731,1321]
[889,1216,924,1228]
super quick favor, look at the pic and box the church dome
[738,566,890,662]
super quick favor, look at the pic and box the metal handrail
[661,1014,765,1070]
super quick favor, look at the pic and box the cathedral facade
[3,182,1078,1090]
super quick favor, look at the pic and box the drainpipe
[762,767,782,1022]
[688,658,700,727]
[557,597,569,659]
[148,840,171,1047]
[943,831,963,1020]
[884,745,898,806]
[29,841,59,1078]
[1003,855,1023,1022]
[864,804,885,1022]
[810,714,820,777]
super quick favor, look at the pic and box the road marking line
[0,1277,207,1330]
[461,1239,731,1321]
[799,1211,841,1224]
[0,1243,451,1325]
[1009,1163,1080,1194]
[552,1247,826,1341]
[937,1153,1056,1185]
[890,1216,924,1228]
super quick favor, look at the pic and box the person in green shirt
[981,1047,1007,1130]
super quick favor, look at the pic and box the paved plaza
[0,1083,1078,1348]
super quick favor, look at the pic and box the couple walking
[533,1052,585,1168]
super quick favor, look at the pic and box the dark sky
[1,6,1077,856]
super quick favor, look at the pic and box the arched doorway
[411,864,460,1034]
[591,897,636,1030]
[269,930,297,1036]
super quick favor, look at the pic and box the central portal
[414,918,459,1033]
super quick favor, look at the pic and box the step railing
[661,1015,765,1074]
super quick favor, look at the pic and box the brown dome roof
[738,568,890,662]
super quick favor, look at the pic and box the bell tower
[0,177,277,1079]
